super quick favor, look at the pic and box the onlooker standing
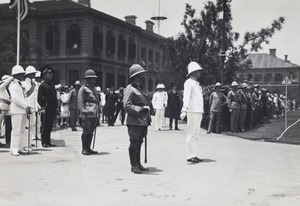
[114,87,125,125]
[104,86,117,126]
[152,84,168,131]
[227,81,240,133]
[34,71,42,139]
[180,61,204,163]
[22,66,38,145]
[0,75,14,148]
[207,82,226,134]
[167,85,181,130]
[38,65,57,147]
[124,64,151,174]
[60,85,70,126]
[77,69,100,155]
[96,86,105,125]
[238,83,248,132]
[68,80,81,131]
[9,65,32,156]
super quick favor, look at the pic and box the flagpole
[17,0,20,65]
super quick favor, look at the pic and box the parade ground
[0,120,300,206]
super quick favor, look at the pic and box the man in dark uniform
[124,64,151,174]
[167,84,181,130]
[77,69,100,155]
[104,86,117,126]
[114,87,125,125]
[37,65,57,147]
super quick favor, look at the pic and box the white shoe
[23,147,33,152]
[11,152,20,156]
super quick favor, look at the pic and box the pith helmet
[129,64,146,79]
[215,82,221,87]
[231,81,238,87]
[35,71,41,78]
[186,61,203,77]
[74,80,81,86]
[84,69,98,79]
[11,65,25,76]
[241,83,248,88]
[156,84,165,89]
[25,66,37,76]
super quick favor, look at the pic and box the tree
[0,24,47,76]
[159,0,285,87]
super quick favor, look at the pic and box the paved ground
[0,119,300,206]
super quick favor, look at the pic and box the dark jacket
[37,79,57,109]
[123,84,151,126]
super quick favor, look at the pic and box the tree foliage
[0,24,47,76]
[158,0,285,88]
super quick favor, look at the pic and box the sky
[1,0,299,65]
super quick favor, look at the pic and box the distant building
[0,0,164,91]
[236,49,300,102]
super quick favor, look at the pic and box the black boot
[137,143,149,171]
[81,134,90,155]
[87,133,98,154]
[129,148,141,174]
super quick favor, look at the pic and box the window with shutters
[67,23,81,55]
[275,73,283,83]
[118,33,126,62]
[46,25,59,50]
[93,25,103,56]
[128,36,136,64]
[106,29,115,59]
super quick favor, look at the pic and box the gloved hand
[180,111,187,120]
[26,107,32,115]
[141,106,150,113]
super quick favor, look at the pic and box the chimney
[145,20,154,33]
[284,55,288,62]
[78,0,91,7]
[269,48,276,57]
[124,15,137,25]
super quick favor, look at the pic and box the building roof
[245,53,299,69]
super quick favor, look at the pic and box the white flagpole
[17,0,20,65]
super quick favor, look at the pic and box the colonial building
[236,49,300,102]
[0,0,164,91]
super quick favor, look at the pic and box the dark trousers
[208,111,221,133]
[81,117,97,151]
[41,105,56,145]
[4,115,12,144]
[69,108,78,129]
[114,103,125,125]
[127,125,148,167]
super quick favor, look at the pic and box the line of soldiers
[207,81,290,134]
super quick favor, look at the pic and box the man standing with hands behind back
[180,61,204,163]
[38,65,57,147]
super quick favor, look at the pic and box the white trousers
[0,112,5,136]
[27,112,37,139]
[186,112,203,159]
[154,108,165,130]
[10,114,28,153]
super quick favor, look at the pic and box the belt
[0,98,11,105]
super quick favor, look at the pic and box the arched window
[106,29,115,54]
[128,36,136,59]
[46,25,59,50]
[67,23,81,49]
[148,79,154,92]
[93,26,103,55]
[118,34,126,57]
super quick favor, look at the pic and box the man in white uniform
[180,62,204,163]
[152,84,168,130]
[9,65,32,156]
[22,66,38,144]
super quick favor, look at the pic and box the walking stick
[27,110,30,154]
[92,126,97,149]
[35,111,38,149]
[144,135,147,164]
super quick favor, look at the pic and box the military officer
[77,69,100,155]
[123,64,151,174]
